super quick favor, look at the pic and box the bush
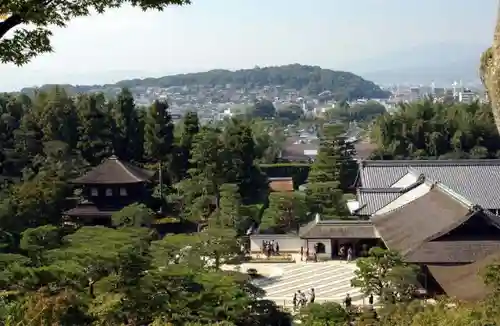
[247,268,262,278]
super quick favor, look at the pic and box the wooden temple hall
[251,159,500,301]
[64,155,156,226]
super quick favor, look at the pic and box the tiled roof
[356,188,405,216]
[72,155,155,184]
[64,203,119,217]
[371,186,471,255]
[358,159,500,209]
[299,219,377,239]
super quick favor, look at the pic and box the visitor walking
[347,247,353,262]
[300,246,304,261]
[309,288,315,304]
[292,292,297,310]
[368,293,374,305]
[300,290,307,307]
[344,293,352,309]
[275,241,280,255]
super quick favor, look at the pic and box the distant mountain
[20,64,390,100]
[353,43,488,86]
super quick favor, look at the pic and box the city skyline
[0,0,497,91]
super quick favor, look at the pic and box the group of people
[292,288,315,310]
[262,240,280,257]
[338,245,354,262]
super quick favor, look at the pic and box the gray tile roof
[358,159,500,210]
[356,189,403,215]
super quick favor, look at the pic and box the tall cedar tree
[171,111,200,182]
[112,88,143,162]
[143,100,174,162]
[76,93,113,165]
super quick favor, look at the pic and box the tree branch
[0,14,22,40]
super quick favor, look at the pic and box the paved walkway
[247,260,366,308]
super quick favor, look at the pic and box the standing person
[300,290,307,307]
[347,247,353,262]
[306,247,310,262]
[270,240,275,255]
[292,292,297,311]
[368,293,374,305]
[275,241,280,255]
[344,293,352,309]
[300,246,304,261]
[339,245,345,261]
[309,288,315,304]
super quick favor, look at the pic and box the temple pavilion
[64,155,156,226]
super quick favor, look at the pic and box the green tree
[306,181,348,220]
[351,247,419,303]
[76,93,113,165]
[249,99,276,119]
[0,0,192,65]
[111,88,143,161]
[19,225,61,265]
[299,302,349,326]
[144,100,174,163]
[172,111,200,181]
[111,203,155,228]
[260,191,307,233]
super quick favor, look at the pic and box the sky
[0,0,498,91]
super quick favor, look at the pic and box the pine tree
[170,111,200,182]
[143,100,174,162]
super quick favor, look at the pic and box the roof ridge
[433,183,474,208]
[358,188,406,194]
[114,159,146,182]
[360,159,500,167]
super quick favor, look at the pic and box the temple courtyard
[223,260,365,308]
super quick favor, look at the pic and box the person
[347,247,353,262]
[368,293,374,305]
[339,245,345,260]
[306,248,310,262]
[270,240,275,255]
[300,246,304,261]
[300,290,307,307]
[309,288,315,304]
[292,292,297,310]
[344,293,352,309]
[314,252,318,262]
[275,241,280,255]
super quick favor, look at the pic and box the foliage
[299,302,350,325]
[111,203,155,228]
[260,192,308,233]
[370,99,500,159]
[0,0,191,65]
[351,247,420,303]
[328,100,386,122]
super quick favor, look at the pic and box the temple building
[250,159,500,301]
[64,155,156,226]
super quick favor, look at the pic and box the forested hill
[20,64,390,100]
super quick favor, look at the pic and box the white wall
[250,235,304,252]
[306,239,332,256]
[390,172,418,188]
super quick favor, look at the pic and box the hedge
[259,163,311,188]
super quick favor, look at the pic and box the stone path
[248,261,366,308]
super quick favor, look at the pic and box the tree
[144,100,174,162]
[299,302,349,326]
[249,99,276,119]
[308,123,357,191]
[111,88,143,161]
[306,181,349,220]
[351,247,419,303]
[370,100,500,159]
[260,192,307,233]
[19,225,61,265]
[170,111,199,182]
[0,0,192,65]
[76,93,113,165]
[111,203,155,228]
[277,104,303,123]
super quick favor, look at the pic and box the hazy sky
[0,0,498,90]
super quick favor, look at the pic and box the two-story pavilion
[64,155,156,226]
